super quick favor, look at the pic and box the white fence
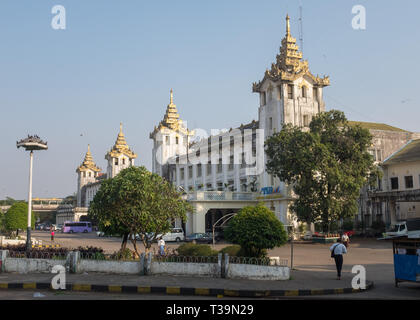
[0,250,289,280]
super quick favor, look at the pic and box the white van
[161,228,185,242]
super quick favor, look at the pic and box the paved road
[23,232,420,300]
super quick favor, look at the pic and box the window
[390,177,399,190]
[115,158,119,165]
[301,86,307,98]
[122,158,125,165]
[241,152,246,168]
[261,92,266,106]
[88,172,91,178]
[240,179,247,191]
[176,137,179,145]
[228,180,234,191]
[376,149,382,162]
[303,115,309,127]
[217,158,222,173]
[197,164,202,177]
[405,176,413,189]
[207,163,212,175]
[217,182,223,191]
[368,149,376,161]
[180,168,185,180]
[188,166,193,179]
[288,84,293,99]
[229,155,234,171]
[313,87,318,101]
[277,86,282,100]
[206,183,213,190]
[269,117,273,130]
[165,136,170,145]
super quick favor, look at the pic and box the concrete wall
[150,261,221,277]
[226,263,290,280]
[4,258,66,274]
[78,260,143,275]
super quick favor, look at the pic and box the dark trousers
[334,255,343,277]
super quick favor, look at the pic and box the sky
[1,0,419,200]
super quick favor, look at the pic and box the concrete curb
[0,281,374,297]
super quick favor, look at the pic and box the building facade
[150,15,330,234]
[366,139,420,228]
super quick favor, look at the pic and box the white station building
[150,15,330,235]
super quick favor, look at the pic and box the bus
[62,221,92,233]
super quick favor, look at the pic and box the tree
[265,110,380,232]
[88,166,192,256]
[224,204,288,258]
[4,202,35,236]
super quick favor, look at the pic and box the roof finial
[170,88,174,104]
[286,14,290,35]
[87,144,91,152]
[120,122,123,133]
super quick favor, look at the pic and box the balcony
[186,191,257,202]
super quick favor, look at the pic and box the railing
[187,191,257,201]
[8,250,68,260]
[229,256,288,267]
[152,255,219,264]
[80,252,138,261]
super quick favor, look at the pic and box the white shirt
[330,243,347,255]
[342,234,349,242]
[158,239,165,246]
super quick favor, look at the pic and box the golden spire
[76,144,101,173]
[252,14,330,93]
[161,89,181,130]
[106,123,137,160]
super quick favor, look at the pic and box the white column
[27,151,33,229]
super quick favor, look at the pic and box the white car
[384,222,407,238]
[160,228,185,242]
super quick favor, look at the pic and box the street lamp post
[17,135,48,254]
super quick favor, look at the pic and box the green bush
[219,245,242,257]
[177,243,218,257]
[224,204,288,258]
[111,248,135,260]
[4,202,34,235]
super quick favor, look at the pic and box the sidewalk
[0,269,373,297]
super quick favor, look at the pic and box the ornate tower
[150,89,194,177]
[76,145,101,207]
[253,15,330,188]
[105,123,137,178]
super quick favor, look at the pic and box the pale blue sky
[1,0,419,199]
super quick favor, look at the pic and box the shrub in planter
[177,243,218,257]
[225,204,287,258]
[219,245,241,257]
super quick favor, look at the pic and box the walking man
[341,232,350,248]
[330,238,347,280]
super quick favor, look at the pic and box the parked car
[160,228,185,242]
[384,221,407,238]
[184,233,213,244]
[56,224,63,232]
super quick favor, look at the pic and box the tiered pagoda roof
[253,15,330,92]
[76,145,101,173]
[105,123,137,159]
